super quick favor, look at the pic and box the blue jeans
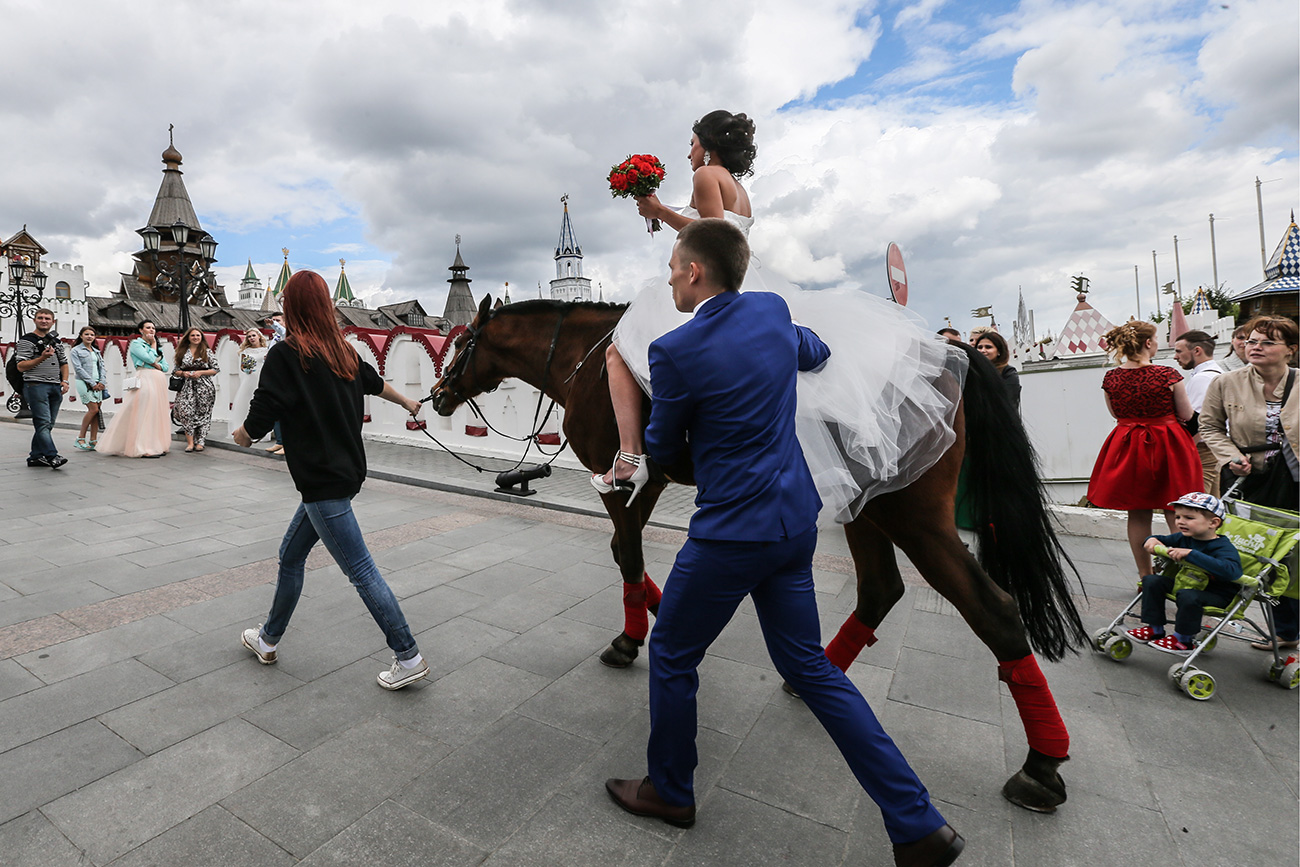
[261,498,419,660]
[23,382,62,458]
[647,529,945,845]
[1140,573,1237,639]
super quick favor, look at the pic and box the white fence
[1,328,582,471]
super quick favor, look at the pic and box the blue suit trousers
[647,529,946,844]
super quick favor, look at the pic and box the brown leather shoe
[605,776,696,828]
[893,823,964,867]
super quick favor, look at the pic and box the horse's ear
[493,297,504,310]
[477,294,493,320]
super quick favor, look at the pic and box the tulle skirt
[612,259,969,524]
[97,368,172,457]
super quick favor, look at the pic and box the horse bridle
[424,307,591,474]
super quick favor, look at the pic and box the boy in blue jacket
[1128,492,1244,655]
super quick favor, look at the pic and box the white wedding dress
[230,346,269,430]
[612,207,969,524]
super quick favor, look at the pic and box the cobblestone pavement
[0,417,1296,866]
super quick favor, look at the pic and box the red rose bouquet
[608,154,667,233]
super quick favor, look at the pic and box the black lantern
[199,235,217,261]
[140,225,161,253]
[172,220,190,248]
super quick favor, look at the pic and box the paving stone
[1148,762,1298,865]
[224,716,445,858]
[0,657,41,700]
[297,800,486,867]
[516,656,650,742]
[13,614,195,684]
[695,654,783,740]
[1008,787,1179,865]
[719,697,863,831]
[136,625,264,683]
[100,660,303,754]
[463,584,583,634]
[484,616,612,679]
[481,790,673,867]
[42,718,299,865]
[888,647,1002,726]
[448,558,554,599]
[158,583,270,633]
[0,811,91,867]
[264,612,392,684]
[244,659,419,751]
[380,656,550,747]
[876,700,1007,814]
[397,713,598,849]
[102,802,294,866]
[662,785,848,866]
[0,658,174,754]
[405,614,518,681]
[0,720,143,824]
[392,582,489,632]
[0,579,117,628]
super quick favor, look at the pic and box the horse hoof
[1002,749,1068,813]
[780,681,801,699]
[599,633,642,669]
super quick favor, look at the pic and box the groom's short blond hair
[676,218,749,292]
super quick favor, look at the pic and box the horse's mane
[488,298,628,320]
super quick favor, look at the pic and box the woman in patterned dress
[1087,320,1202,579]
[172,328,220,453]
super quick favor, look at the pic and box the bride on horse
[593,109,968,525]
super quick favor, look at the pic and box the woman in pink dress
[97,320,173,458]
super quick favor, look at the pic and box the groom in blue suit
[605,219,963,867]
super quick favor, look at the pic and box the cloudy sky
[3,0,1296,338]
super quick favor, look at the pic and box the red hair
[282,270,359,380]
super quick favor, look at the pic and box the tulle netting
[612,209,968,524]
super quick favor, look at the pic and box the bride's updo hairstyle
[1101,320,1156,363]
[693,110,757,178]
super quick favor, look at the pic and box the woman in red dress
[1088,320,1202,579]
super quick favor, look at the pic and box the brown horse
[430,294,1088,812]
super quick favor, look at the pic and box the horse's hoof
[781,681,801,699]
[1002,749,1068,813]
[599,633,642,669]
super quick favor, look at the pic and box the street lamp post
[2,256,49,415]
[138,221,217,334]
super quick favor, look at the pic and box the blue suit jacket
[645,291,830,542]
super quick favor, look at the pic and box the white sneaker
[240,626,277,664]
[377,657,429,690]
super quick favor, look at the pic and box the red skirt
[1088,415,1203,510]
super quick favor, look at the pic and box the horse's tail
[957,343,1087,661]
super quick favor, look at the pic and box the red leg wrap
[824,613,878,672]
[998,655,1070,758]
[643,573,663,609]
[623,582,649,641]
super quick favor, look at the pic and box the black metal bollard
[494,463,551,496]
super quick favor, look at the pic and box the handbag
[169,374,184,392]
[122,376,140,391]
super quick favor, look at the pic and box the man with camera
[15,308,70,468]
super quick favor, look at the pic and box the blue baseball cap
[1168,492,1226,520]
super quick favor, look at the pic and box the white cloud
[1,0,1295,345]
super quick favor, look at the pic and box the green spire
[334,258,356,305]
[243,259,258,282]
[271,247,292,297]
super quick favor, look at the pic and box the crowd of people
[7,105,1297,867]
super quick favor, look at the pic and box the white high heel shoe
[590,451,650,503]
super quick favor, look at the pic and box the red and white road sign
[886,242,908,306]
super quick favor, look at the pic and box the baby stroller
[1091,483,1300,701]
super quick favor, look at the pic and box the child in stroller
[1127,492,1244,655]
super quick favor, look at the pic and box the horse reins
[415,308,613,476]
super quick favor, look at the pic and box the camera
[32,330,60,352]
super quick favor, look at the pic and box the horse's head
[430,295,507,416]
